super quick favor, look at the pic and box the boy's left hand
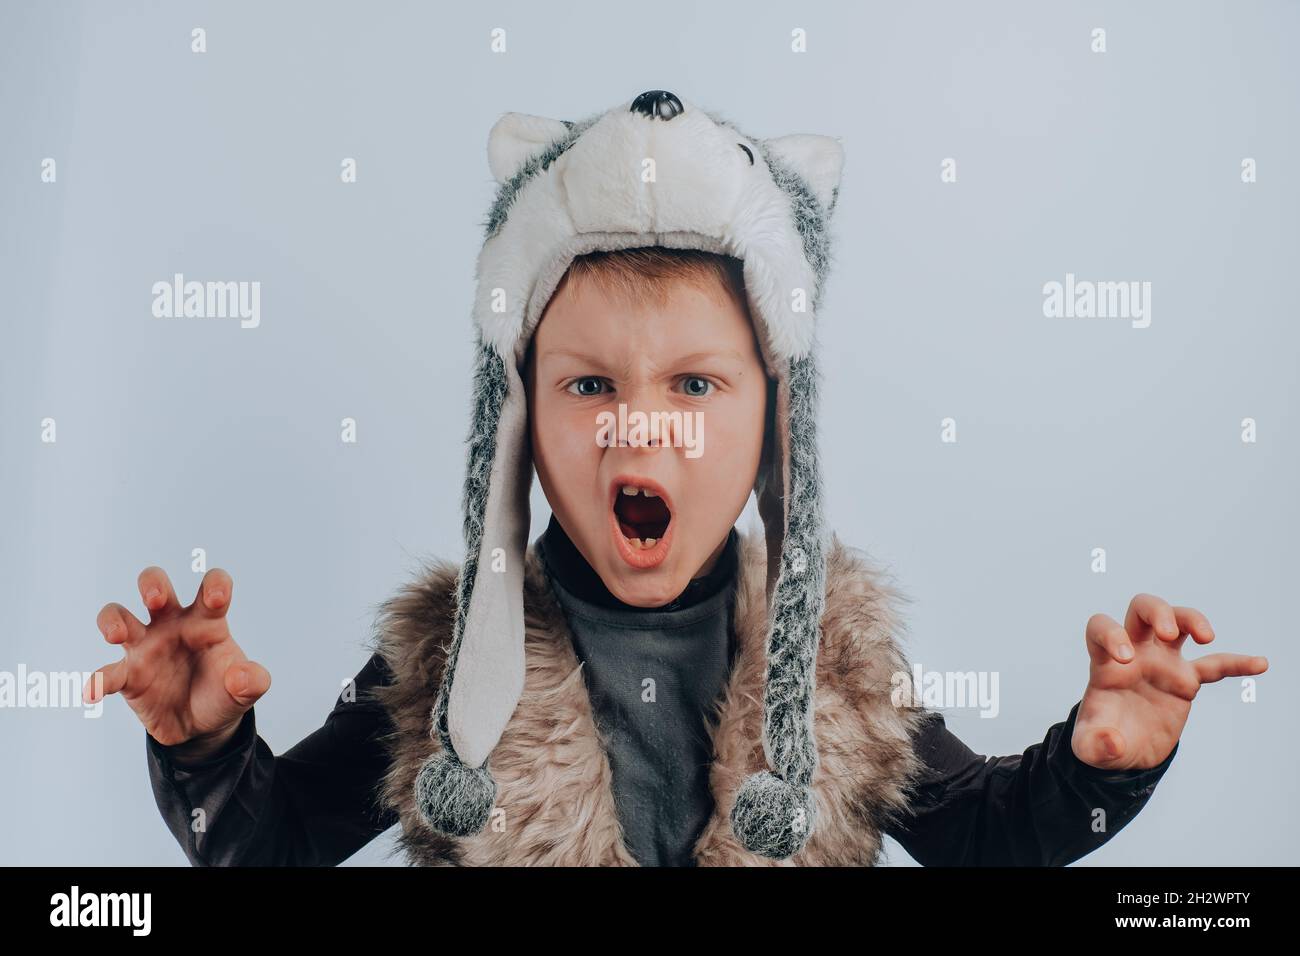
[1073,594,1268,771]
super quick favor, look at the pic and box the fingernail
[1118,643,1134,660]
[146,588,160,603]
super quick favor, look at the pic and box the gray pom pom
[414,753,497,837]
[730,770,816,859]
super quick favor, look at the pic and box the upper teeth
[621,485,659,498]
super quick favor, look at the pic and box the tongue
[617,495,666,523]
[614,493,670,539]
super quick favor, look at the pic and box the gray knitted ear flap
[728,136,837,858]
[729,351,827,858]
[414,338,510,835]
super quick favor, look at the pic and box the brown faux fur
[371,528,930,866]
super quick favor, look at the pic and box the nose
[612,388,683,452]
[629,90,684,120]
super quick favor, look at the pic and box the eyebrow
[540,347,749,367]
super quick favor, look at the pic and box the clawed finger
[1076,725,1129,767]
[1126,593,1180,642]
[97,602,146,646]
[194,568,234,619]
[137,566,182,621]
[1085,613,1135,664]
[1192,653,1269,685]
[83,659,127,704]
[1173,605,1215,644]
[225,660,271,707]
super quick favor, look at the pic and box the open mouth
[614,486,671,546]
[608,476,674,569]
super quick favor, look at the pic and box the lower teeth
[628,537,658,550]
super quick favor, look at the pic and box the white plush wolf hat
[416,90,843,860]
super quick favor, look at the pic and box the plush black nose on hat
[630,89,685,120]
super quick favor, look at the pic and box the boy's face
[527,272,769,607]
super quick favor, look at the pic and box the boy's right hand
[86,567,271,761]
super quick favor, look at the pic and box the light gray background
[1,0,1295,866]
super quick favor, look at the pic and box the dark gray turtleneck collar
[532,514,740,867]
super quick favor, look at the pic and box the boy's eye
[567,377,608,397]
[678,376,714,398]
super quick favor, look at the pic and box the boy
[89,91,1267,866]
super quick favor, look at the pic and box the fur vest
[371,529,929,866]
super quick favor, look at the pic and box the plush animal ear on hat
[763,133,844,213]
[487,112,574,183]
[415,91,845,859]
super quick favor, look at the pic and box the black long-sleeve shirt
[145,673,1176,866]
[145,524,1178,866]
